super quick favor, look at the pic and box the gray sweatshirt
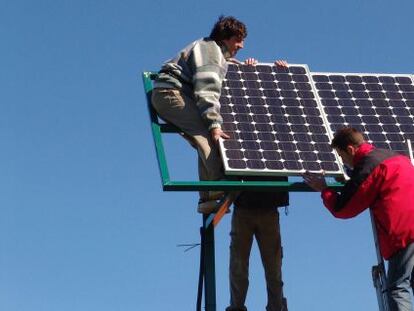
[154,38,230,130]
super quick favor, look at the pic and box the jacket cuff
[321,188,334,200]
[208,122,222,131]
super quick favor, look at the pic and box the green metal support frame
[202,214,216,311]
[142,71,344,311]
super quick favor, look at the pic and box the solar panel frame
[219,63,345,177]
[311,71,414,156]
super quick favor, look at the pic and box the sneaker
[197,199,219,214]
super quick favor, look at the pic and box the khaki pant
[151,88,224,200]
[227,207,284,311]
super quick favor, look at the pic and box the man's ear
[346,145,357,156]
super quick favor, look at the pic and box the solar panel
[219,63,343,176]
[312,72,414,155]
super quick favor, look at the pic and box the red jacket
[322,143,414,259]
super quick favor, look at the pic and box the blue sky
[1,1,414,310]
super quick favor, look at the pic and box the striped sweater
[153,37,230,130]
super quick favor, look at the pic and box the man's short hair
[209,15,247,43]
[331,127,366,151]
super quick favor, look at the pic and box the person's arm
[190,41,228,142]
[303,170,380,219]
[327,170,381,218]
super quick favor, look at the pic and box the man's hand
[274,60,288,68]
[303,171,327,192]
[244,58,258,65]
[210,127,230,144]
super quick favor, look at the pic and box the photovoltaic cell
[219,63,342,176]
[312,72,414,154]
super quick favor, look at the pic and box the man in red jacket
[303,127,414,310]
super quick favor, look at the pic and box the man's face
[335,147,355,169]
[222,35,244,57]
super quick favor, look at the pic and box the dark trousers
[387,242,414,311]
[226,207,283,311]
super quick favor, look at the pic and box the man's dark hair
[331,127,366,151]
[209,15,247,43]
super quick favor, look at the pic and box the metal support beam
[203,215,216,311]
[370,210,389,311]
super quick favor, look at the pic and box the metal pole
[370,210,389,311]
[203,215,216,311]
[407,139,413,165]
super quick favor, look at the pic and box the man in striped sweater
[304,127,414,310]
[152,16,247,213]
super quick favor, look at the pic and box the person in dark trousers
[303,126,414,310]
[226,176,289,311]
[151,16,248,213]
